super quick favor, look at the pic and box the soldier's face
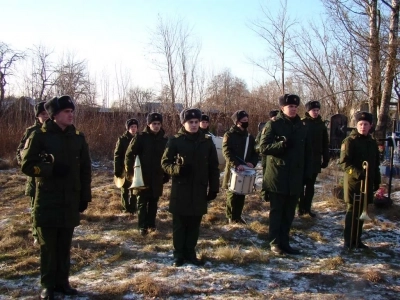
[183,119,199,133]
[309,108,320,118]
[37,111,49,124]
[128,124,138,135]
[281,105,298,118]
[357,120,372,136]
[54,108,74,129]
[149,121,161,133]
[200,121,209,129]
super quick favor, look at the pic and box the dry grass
[320,256,345,270]
[214,245,269,264]
[364,270,385,283]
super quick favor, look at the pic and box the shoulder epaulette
[301,117,306,120]
[40,128,46,133]
[173,134,180,139]
[205,134,211,139]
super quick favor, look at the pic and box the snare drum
[211,135,225,166]
[228,168,256,195]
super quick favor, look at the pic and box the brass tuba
[129,156,146,189]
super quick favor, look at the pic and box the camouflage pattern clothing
[339,129,380,246]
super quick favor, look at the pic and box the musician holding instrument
[260,94,312,255]
[161,108,220,267]
[339,111,381,250]
[125,113,169,236]
[222,110,259,225]
[114,118,139,214]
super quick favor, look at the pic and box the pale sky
[1,0,324,97]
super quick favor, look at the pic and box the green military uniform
[125,126,169,231]
[260,110,312,248]
[161,127,219,260]
[222,125,258,221]
[16,120,42,239]
[298,112,330,214]
[114,130,137,213]
[339,129,380,247]
[21,119,91,290]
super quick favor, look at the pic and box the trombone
[350,161,371,249]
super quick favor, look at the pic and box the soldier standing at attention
[298,101,330,217]
[222,110,258,224]
[199,113,211,135]
[161,108,220,267]
[16,101,49,244]
[339,111,380,249]
[256,110,279,201]
[260,94,312,255]
[21,95,92,299]
[114,118,139,214]
[125,113,169,236]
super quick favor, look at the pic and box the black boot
[54,283,78,295]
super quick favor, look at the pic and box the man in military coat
[161,108,220,267]
[339,111,380,249]
[260,94,312,255]
[21,95,91,299]
[125,113,169,236]
[199,113,211,135]
[222,110,259,224]
[16,101,49,244]
[298,101,330,217]
[114,118,139,214]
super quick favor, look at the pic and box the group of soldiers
[16,93,381,299]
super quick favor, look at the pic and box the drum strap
[243,134,250,161]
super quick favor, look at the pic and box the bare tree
[127,86,154,112]
[0,42,25,107]
[248,0,297,93]
[23,44,56,101]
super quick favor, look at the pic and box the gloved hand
[207,191,218,202]
[163,173,170,184]
[179,164,192,176]
[53,163,70,178]
[284,138,294,149]
[321,161,329,168]
[40,152,54,164]
[79,201,88,213]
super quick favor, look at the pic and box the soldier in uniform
[222,110,258,224]
[21,95,92,299]
[125,113,169,236]
[255,110,279,201]
[199,113,211,135]
[16,101,49,244]
[161,108,219,267]
[114,118,139,214]
[260,94,312,255]
[298,101,330,217]
[339,111,380,249]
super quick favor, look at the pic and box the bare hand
[237,165,245,171]
[246,163,254,168]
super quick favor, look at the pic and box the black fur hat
[231,110,249,124]
[126,118,139,130]
[34,101,47,117]
[201,114,210,122]
[279,94,300,107]
[180,108,202,124]
[355,111,373,124]
[305,100,321,112]
[44,95,75,119]
[269,110,279,118]
[147,112,163,124]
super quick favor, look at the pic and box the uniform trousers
[36,227,74,288]
[299,172,318,212]
[226,191,245,220]
[344,201,365,245]
[269,192,298,247]
[121,187,137,214]
[137,194,159,230]
[172,214,202,260]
